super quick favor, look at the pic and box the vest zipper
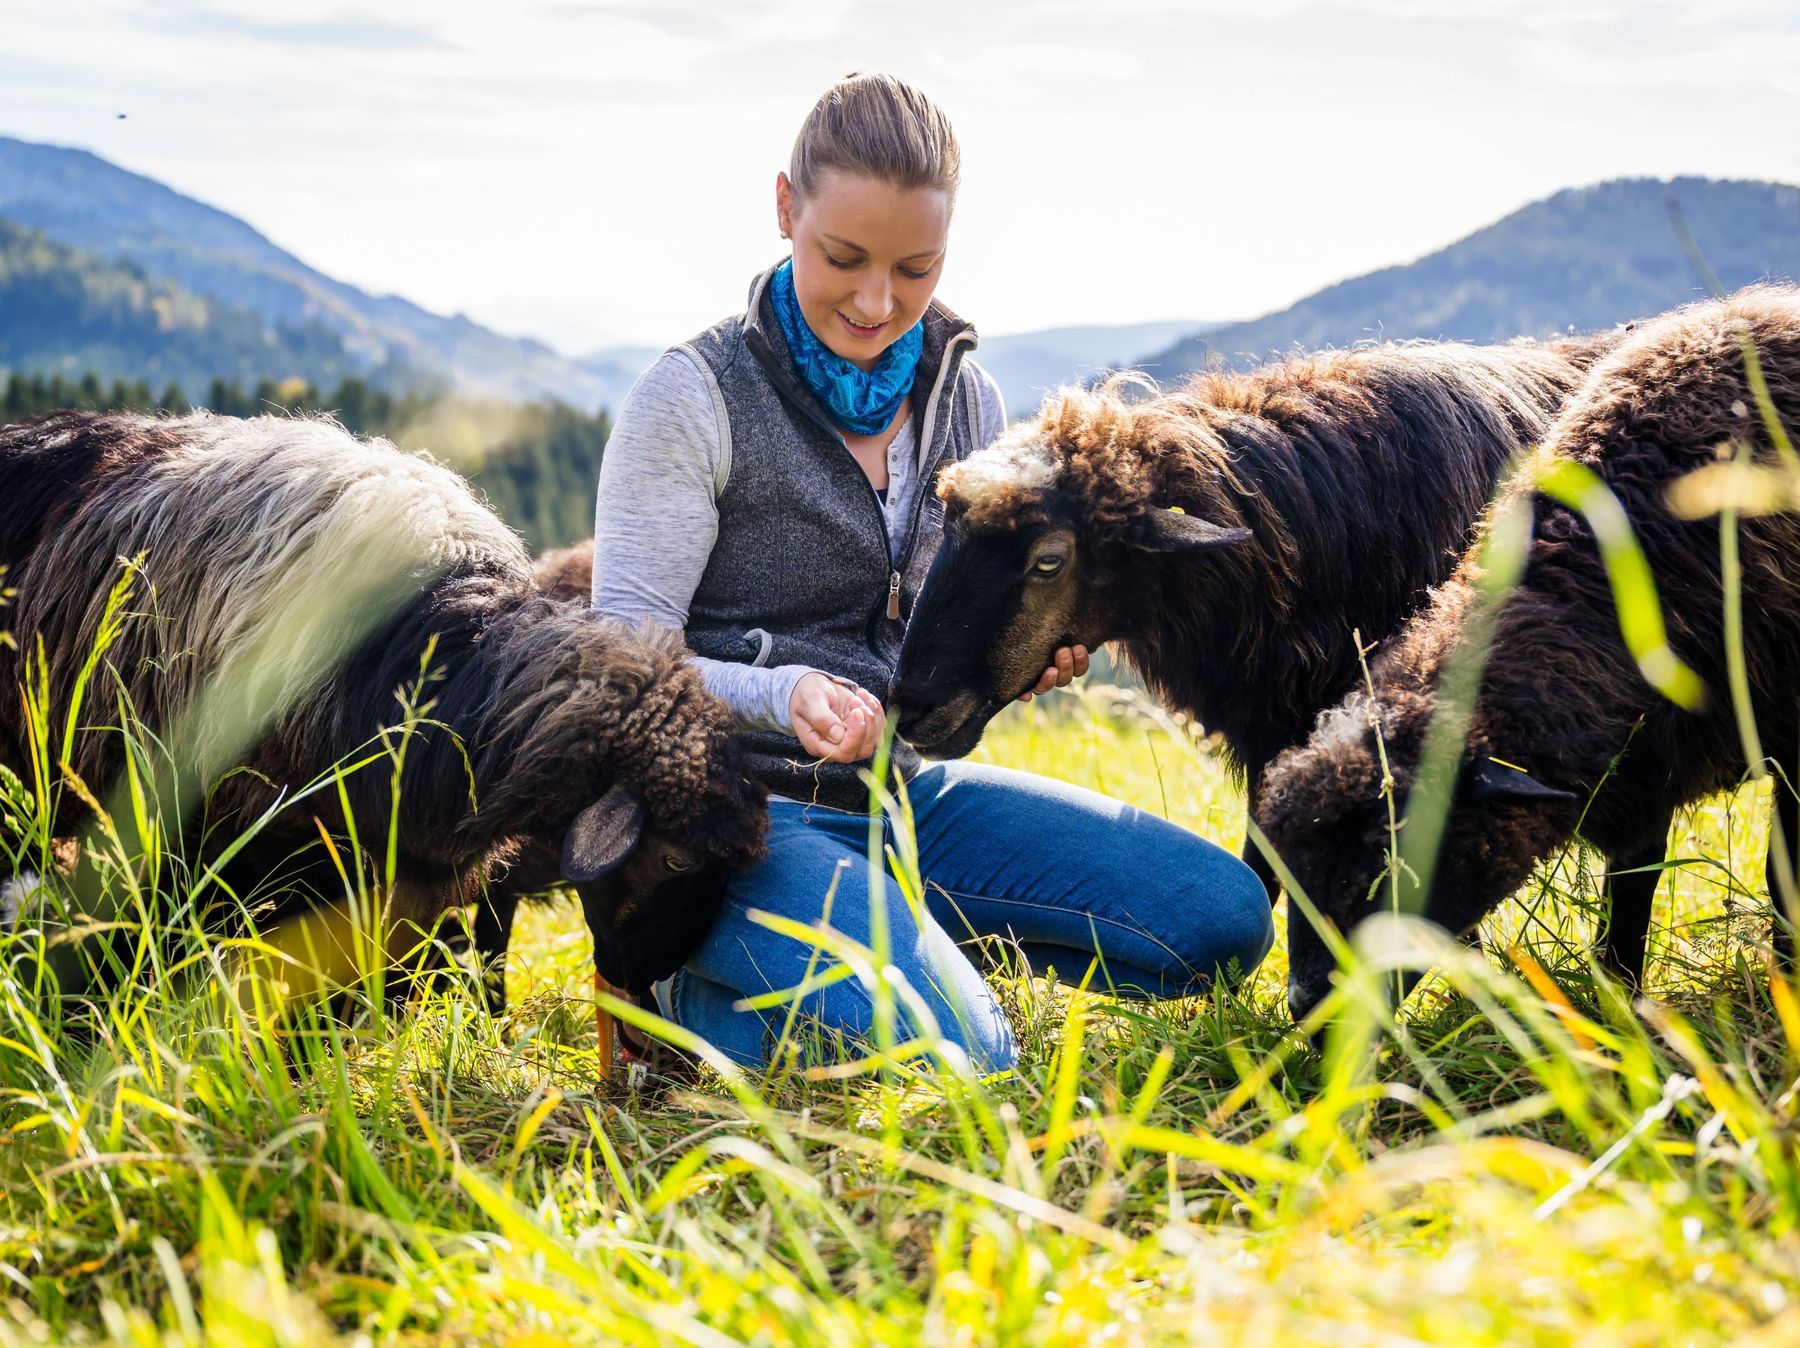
[745,321,976,631]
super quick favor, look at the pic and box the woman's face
[776,169,951,372]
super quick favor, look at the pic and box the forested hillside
[1,369,608,554]
[0,219,382,394]
[0,135,615,410]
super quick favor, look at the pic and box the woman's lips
[838,312,888,341]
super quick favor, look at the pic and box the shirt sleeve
[592,348,819,734]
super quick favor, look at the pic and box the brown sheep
[1260,287,1800,1022]
[888,338,1639,950]
[0,411,767,1004]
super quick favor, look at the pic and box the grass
[4,680,1800,1346]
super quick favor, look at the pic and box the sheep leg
[473,888,520,1018]
[1598,829,1667,988]
[1242,836,1279,905]
[1770,767,1798,969]
[470,836,563,1016]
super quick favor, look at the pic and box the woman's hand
[1017,644,1090,702]
[790,671,887,763]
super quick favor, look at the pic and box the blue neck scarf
[768,259,924,436]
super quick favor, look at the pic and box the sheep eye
[662,855,695,874]
[1031,555,1066,577]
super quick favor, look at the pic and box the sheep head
[1260,676,1579,1025]
[562,731,768,997]
[893,400,1249,758]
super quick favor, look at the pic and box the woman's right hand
[790,672,886,763]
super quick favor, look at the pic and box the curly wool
[936,337,1607,776]
[0,410,766,923]
[1261,286,1800,958]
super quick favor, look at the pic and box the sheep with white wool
[0,410,766,1004]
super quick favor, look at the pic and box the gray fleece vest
[680,265,981,811]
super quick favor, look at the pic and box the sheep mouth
[897,690,1006,759]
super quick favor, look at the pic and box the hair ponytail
[789,72,961,204]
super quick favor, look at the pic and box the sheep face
[562,759,768,995]
[892,500,1109,757]
[574,836,731,996]
[1263,696,1579,1022]
[894,473,1251,757]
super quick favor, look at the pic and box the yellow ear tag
[1166,505,1186,515]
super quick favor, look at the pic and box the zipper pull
[886,570,902,621]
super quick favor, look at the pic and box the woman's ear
[775,171,795,240]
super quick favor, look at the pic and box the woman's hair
[789,72,961,204]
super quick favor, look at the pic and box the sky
[3,0,1799,354]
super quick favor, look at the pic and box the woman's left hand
[1017,644,1090,701]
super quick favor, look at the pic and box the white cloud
[1,0,1797,350]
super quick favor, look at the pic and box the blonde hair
[789,72,961,204]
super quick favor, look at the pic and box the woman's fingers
[1019,644,1092,702]
[853,687,886,758]
[788,673,887,763]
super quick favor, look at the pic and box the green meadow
[3,680,1796,1346]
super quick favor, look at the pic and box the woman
[594,73,1272,1072]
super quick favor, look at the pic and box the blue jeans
[650,759,1272,1072]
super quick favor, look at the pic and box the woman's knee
[1191,856,1276,989]
[885,939,1018,1073]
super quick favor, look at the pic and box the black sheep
[1261,287,1800,1021]
[885,338,1663,963]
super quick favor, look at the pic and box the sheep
[888,337,1634,951]
[0,410,767,1007]
[459,536,600,1013]
[1259,287,1800,1023]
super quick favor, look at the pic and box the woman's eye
[824,254,858,270]
[1032,556,1066,576]
[900,266,932,280]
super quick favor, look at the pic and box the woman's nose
[858,279,892,321]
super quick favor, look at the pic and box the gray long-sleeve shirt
[593,347,1008,733]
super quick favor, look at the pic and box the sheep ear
[562,785,646,882]
[1133,506,1253,554]
[1464,755,1577,803]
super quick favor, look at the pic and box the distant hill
[572,345,665,420]
[976,320,1219,418]
[0,135,614,410]
[0,218,374,394]
[576,323,1221,424]
[1141,177,1800,379]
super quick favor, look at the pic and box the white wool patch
[950,429,1063,506]
[0,872,39,928]
[45,412,535,783]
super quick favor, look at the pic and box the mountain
[1141,177,1800,380]
[0,218,369,393]
[574,324,1222,424]
[572,344,666,420]
[976,320,1219,418]
[0,135,614,410]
